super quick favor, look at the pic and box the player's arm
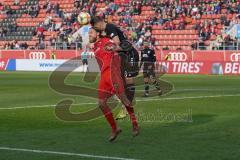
[108,36,122,51]
[106,25,133,52]
[71,29,82,43]
[106,25,125,52]
[151,49,156,62]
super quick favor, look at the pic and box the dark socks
[144,82,149,94]
[153,80,161,90]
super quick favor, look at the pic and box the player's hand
[104,43,117,51]
[105,45,115,51]
[120,41,133,51]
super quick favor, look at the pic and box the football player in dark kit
[140,42,162,97]
[91,16,139,119]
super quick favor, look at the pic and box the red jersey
[93,37,125,99]
[93,37,116,73]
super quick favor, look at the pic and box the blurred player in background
[140,42,162,97]
[91,16,139,120]
[89,28,139,142]
[71,12,91,54]
[81,51,88,72]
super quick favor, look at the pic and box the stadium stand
[0,0,239,50]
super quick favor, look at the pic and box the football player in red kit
[89,27,139,142]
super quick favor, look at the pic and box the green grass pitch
[0,71,240,160]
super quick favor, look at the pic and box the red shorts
[98,56,125,100]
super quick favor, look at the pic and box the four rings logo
[0,61,5,68]
[167,52,188,61]
[29,52,46,59]
[230,53,240,62]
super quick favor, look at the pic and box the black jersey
[105,23,139,78]
[105,23,127,42]
[141,47,156,64]
[141,47,156,78]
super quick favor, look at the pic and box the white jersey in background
[72,25,91,51]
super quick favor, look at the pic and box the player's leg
[82,59,88,72]
[118,88,140,137]
[144,78,150,97]
[115,54,129,120]
[116,79,136,120]
[143,69,150,97]
[125,77,136,103]
[116,48,139,120]
[152,79,162,95]
[85,59,89,72]
[111,55,139,136]
[98,97,122,142]
[150,66,163,95]
[115,88,139,137]
[125,47,139,103]
[120,86,140,137]
[125,104,139,137]
[98,70,121,142]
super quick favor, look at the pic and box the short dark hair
[90,16,104,26]
[90,26,101,34]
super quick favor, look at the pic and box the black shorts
[143,63,156,78]
[82,59,88,65]
[119,47,139,78]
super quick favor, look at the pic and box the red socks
[100,103,138,132]
[100,105,117,132]
[125,106,138,129]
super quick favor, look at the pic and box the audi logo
[230,53,240,62]
[0,61,5,68]
[29,52,46,59]
[167,52,187,61]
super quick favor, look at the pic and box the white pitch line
[175,88,240,91]
[0,147,138,160]
[0,102,97,110]
[136,94,240,102]
[1,94,240,110]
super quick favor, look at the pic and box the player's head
[143,42,149,48]
[91,16,106,32]
[89,27,99,43]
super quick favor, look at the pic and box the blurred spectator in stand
[14,0,20,5]
[5,6,13,17]
[90,2,97,16]
[45,1,52,13]
[0,27,2,37]
[44,16,53,29]
[35,24,45,42]
[74,0,80,9]
[13,40,20,49]
[163,46,169,50]
[136,35,144,48]
[20,42,28,49]
[53,2,60,15]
